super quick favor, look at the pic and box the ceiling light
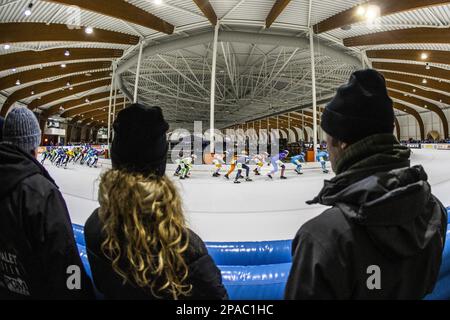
[31,90,34,95]
[85,98,90,103]
[11,68,16,72]
[356,6,366,17]
[85,26,94,34]
[69,87,73,90]
[85,73,92,77]
[425,105,428,108]
[61,63,66,68]
[413,89,416,93]
[15,79,21,86]
[420,52,429,60]
[425,63,430,70]
[422,79,427,84]
[4,44,11,50]
[64,49,70,57]
[365,5,380,22]
[24,3,33,16]
[154,0,163,5]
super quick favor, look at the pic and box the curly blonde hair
[98,169,192,299]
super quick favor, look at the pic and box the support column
[309,27,318,158]
[134,40,144,103]
[209,21,220,153]
[107,64,116,152]
[66,124,73,144]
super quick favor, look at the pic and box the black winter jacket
[84,209,228,300]
[285,134,448,300]
[0,143,94,299]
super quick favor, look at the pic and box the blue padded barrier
[76,241,290,300]
[425,274,450,300]
[206,240,292,266]
[72,224,449,300]
[73,224,85,247]
[220,263,291,300]
[447,207,450,223]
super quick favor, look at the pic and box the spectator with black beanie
[84,103,228,300]
[285,69,447,300]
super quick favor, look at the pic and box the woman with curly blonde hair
[84,104,228,300]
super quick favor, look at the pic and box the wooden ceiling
[42,0,174,34]
[0,23,139,46]
[0,0,448,139]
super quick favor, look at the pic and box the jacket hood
[0,143,56,197]
[308,134,444,258]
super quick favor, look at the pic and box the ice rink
[45,149,450,242]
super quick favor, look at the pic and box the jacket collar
[307,134,411,205]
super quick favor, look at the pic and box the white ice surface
[44,149,450,242]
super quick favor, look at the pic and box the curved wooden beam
[266,0,292,28]
[61,100,113,119]
[43,0,174,34]
[30,78,112,112]
[0,61,111,91]
[366,49,450,65]
[44,91,116,116]
[61,99,117,118]
[389,90,447,137]
[0,23,139,46]
[344,28,450,47]
[0,48,122,73]
[394,117,400,139]
[382,71,450,93]
[63,98,125,118]
[313,0,450,34]
[386,80,450,105]
[393,102,425,140]
[193,0,218,26]
[1,71,110,116]
[373,61,450,81]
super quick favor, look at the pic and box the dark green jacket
[285,134,447,300]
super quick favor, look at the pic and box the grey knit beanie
[3,106,41,152]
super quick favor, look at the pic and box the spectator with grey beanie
[285,69,447,300]
[0,106,94,299]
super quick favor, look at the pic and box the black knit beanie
[111,104,169,176]
[321,69,394,144]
